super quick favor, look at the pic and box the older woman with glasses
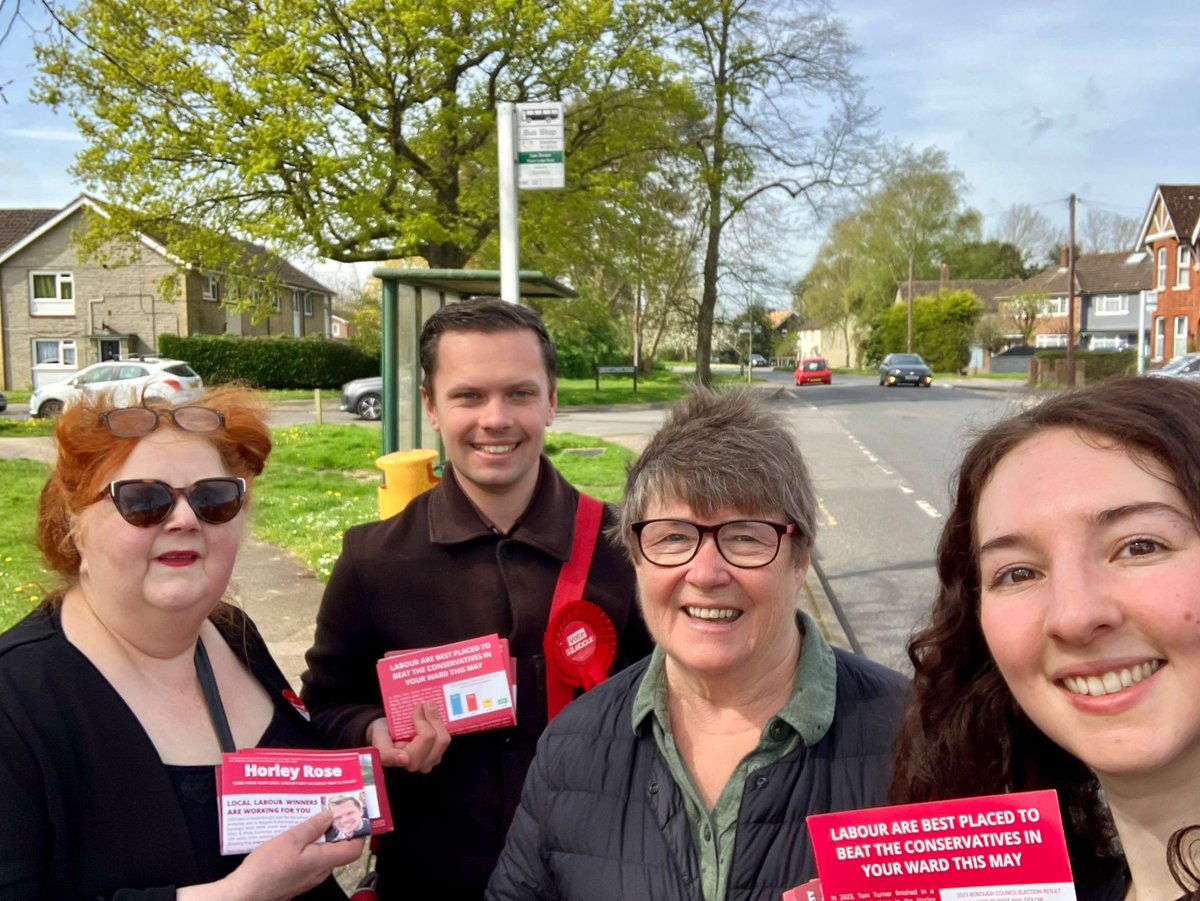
[488,389,908,901]
[0,389,360,900]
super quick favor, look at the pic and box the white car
[30,356,204,417]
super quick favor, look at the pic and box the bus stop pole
[497,102,520,303]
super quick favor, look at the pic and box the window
[1174,316,1189,358]
[270,290,280,313]
[1035,333,1068,348]
[1154,317,1165,360]
[34,338,77,368]
[303,293,313,317]
[1040,297,1068,317]
[30,271,75,316]
[1089,336,1125,351]
[1158,248,1168,290]
[332,320,343,337]
[201,275,220,301]
[1178,247,1192,289]
[1093,295,1127,316]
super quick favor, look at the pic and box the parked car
[1146,352,1200,381]
[878,353,934,388]
[745,353,769,368]
[794,357,832,386]
[0,391,6,414]
[29,357,203,417]
[341,376,383,420]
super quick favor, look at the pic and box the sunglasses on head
[100,406,225,438]
[108,477,247,527]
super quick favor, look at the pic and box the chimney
[1059,245,1069,268]
[940,263,950,292]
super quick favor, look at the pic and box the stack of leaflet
[376,633,517,741]
[216,747,393,854]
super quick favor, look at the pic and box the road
[779,373,1029,670]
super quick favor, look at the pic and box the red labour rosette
[544,599,617,691]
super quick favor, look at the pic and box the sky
[1,0,1197,280]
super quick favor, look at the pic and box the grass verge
[0,460,55,630]
[0,427,637,631]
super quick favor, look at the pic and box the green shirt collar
[631,609,837,746]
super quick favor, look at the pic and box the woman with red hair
[0,388,360,899]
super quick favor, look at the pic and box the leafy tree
[940,240,1028,279]
[345,291,382,361]
[862,147,981,318]
[505,89,706,374]
[796,215,874,368]
[527,292,622,378]
[672,0,875,385]
[33,0,683,299]
[1000,292,1047,346]
[799,145,979,362]
[973,314,1009,356]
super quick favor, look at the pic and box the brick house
[995,249,1153,353]
[1134,185,1200,364]
[0,195,334,391]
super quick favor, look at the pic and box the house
[0,195,334,391]
[1134,184,1200,364]
[995,249,1153,353]
[893,270,1022,315]
[330,314,354,340]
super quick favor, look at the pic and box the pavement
[1,375,1030,682]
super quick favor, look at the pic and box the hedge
[1032,349,1136,384]
[159,334,378,389]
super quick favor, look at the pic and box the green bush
[159,334,378,389]
[1033,349,1136,383]
[865,290,983,371]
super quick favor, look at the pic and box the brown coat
[301,460,651,898]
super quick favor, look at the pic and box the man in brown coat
[301,299,651,898]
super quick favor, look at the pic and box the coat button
[500,546,514,560]
[768,720,788,740]
[755,775,768,789]
[703,824,712,842]
[647,779,658,795]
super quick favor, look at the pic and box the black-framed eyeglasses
[100,406,225,438]
[631,519,797,569]
[108,477,246,527]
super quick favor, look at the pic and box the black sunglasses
[107,477,247,527]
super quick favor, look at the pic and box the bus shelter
[374,268,577,455]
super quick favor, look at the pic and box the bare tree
[991,203,1063,270]
[1079,207,1141,254]
[675,0,875,386]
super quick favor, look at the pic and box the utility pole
[1066,193,1077,387]
[906,254,914,353]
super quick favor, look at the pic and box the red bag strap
[545,494,604,719]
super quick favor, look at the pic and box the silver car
[1146,352,1200,381]
[340,376,383,420]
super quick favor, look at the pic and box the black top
[166,706,320,887]
[0,604,346,900]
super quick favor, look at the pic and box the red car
[795,357,832,386]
